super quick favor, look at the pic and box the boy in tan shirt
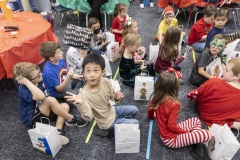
[65,54,139,137]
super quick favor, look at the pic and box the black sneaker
[65,116,88,127]
[32,9,40,13]
[93,124,109,137]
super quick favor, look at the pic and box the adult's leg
[90,0,107,29]
[29,0,37,10]
[16,0,24,11]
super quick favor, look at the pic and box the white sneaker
[150,2,154,7]
[140,3,144,8]
[59,135,69,145]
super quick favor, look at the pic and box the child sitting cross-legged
[148,71,211,149]
[65,54,139,138]
[13,62,88,145]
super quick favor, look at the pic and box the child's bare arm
[16,76,45,100]
[198,67,213,79]
[112,29,122,34]
[55,68,74,92]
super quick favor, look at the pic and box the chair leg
[195,12,200,24]
[102,12,107,31]
[58,13,64,32]
[86,13,89,28]
[154,7,159,15]
[175,8,179,18]
[158,8,166,22]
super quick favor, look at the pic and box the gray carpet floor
[1,0,240,159]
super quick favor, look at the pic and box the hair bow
[167,67,182,79]
[126,17,132,26]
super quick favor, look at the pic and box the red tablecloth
[169,0,196,8]
[0,12,58,79]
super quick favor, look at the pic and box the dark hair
[203,5,216,17]
[149,71,179,109]
[88,17,100,28]
[40,41,60,60]
[114,3,128,17]
[214,8,229,19]
[82,54,105,71]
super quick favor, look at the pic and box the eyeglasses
[30,69,41,80]
[208,136,215,152]
[210,41,225,50]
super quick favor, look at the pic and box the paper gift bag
[104,31,115,43]
[204,123,240,160]
[206,57,223,78]
[149,43,159,62]
[226,51,240,63]
[134,75,154,100]
[106,41,119,62]
[28,123,62,158]
[110,78,122,92]
[115,123,140,153]
[101,53,112,76]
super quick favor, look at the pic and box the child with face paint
[189,34,228,87]
[89,17,108,55]
[188,58,240,129]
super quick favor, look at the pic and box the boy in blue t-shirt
[13,62,88,144]
[40,41,84,100]
[205,8,229,50]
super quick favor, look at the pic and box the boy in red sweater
[188,5,216,52]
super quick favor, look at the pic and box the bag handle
[120,116,134,124]
[118,78,123,86]
[40,117,51,125]
[231,124,239,138]
[141,70,149,77]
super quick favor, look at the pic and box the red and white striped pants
[161,117,211,148]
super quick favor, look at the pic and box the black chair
[49,0,75,32]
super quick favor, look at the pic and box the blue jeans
[191,41,206,53]
[16,0,37,11]
[108,105,139,137]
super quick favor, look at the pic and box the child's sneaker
[57,129,69,145]
[65,115,88,127]
[150,2,154,7]
[140,3,144,8]
[93,124,109,137]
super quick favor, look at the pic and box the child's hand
[67,68,74,79]
[65,88,83,104]
[15,76,30,85]
[114,91,124,101]
[101,41,107,47]
[140,63,147,70]
[74,74,84,80]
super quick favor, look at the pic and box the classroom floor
[1,0,240,159]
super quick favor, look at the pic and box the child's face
[83,63,104,87]
[164,13,174,25]
[90,22,101,34]
[204,15,214,24]
[210,39,226,56]
[129,22,138,34]
[52,48,63,61]
[119,8,128,18]
[214,16,228,28]
[30,68,43,84]
[223,63,238,82]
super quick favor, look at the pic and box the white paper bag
[110,78,122,92]
[106,42,119,62]
[224,39,240,55]
[115,123,140,153]
[104,31,115,42]
[206,57,223,78]
[101,53,112,76]
[204,123,240,160]
[149,43,159,62]
[28,123,62,158]
[134,75,154,100]
[226,51,240,63]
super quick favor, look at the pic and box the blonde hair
[118,33,141,55]
[228,58,240,77]
[13,62,39,80]
[114,3,128,17]
[160,26,181,61]
[122,18,137,36]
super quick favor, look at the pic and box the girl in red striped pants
[148,70,211,148]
